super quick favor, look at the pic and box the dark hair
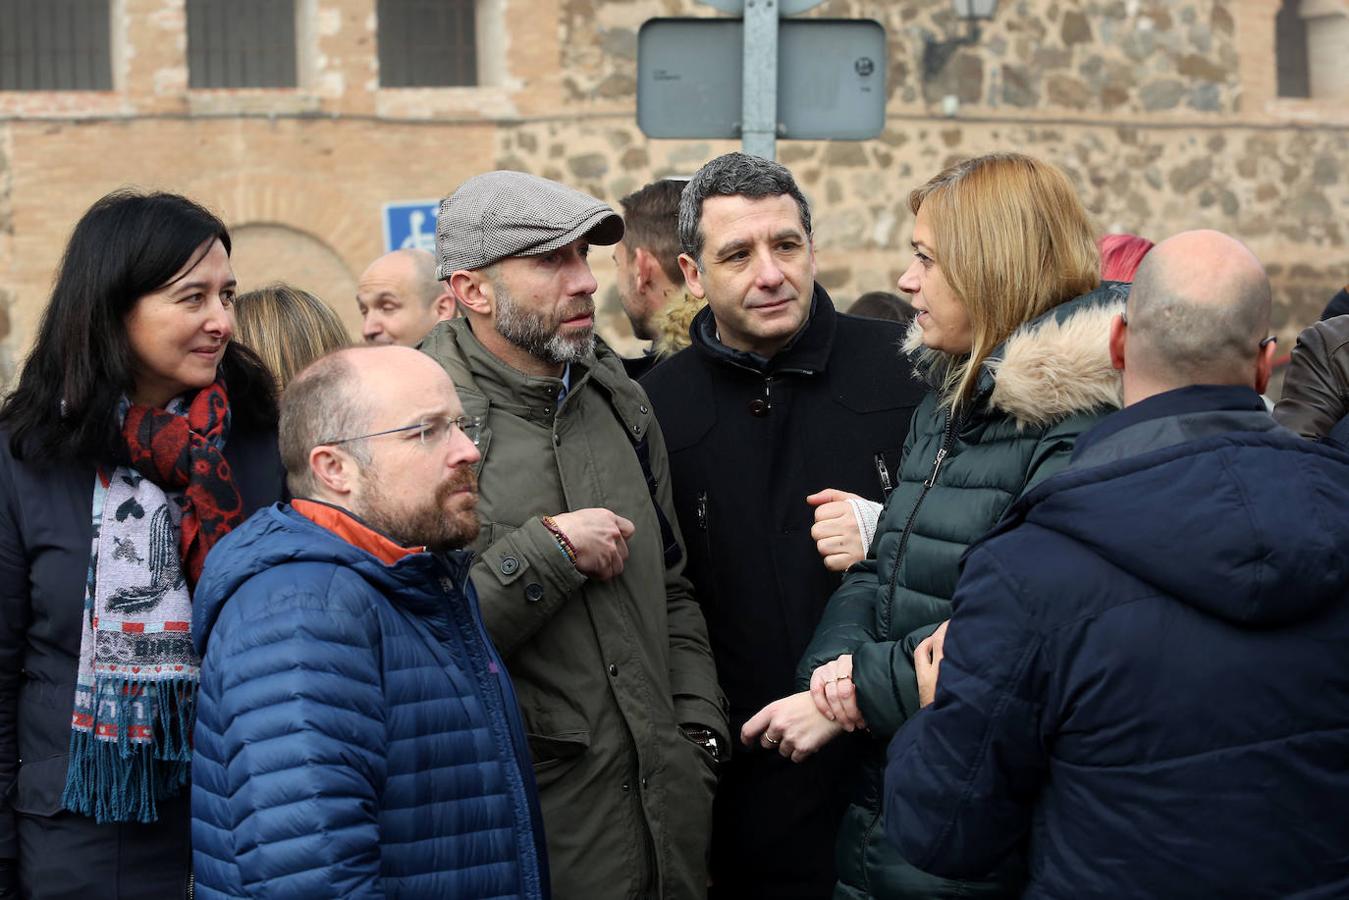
[619,179,686,285]
[677,152,812,267]
[0,189,277,463]
[848,291,917,326]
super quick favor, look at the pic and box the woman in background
[232,282,352,390]
[0,190,285,898]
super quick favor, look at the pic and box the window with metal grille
[187,0,297,89]
[0,0,112,91]
[377,0,477,88]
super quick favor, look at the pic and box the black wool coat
[0,423,284,899]
[641,286,926,898]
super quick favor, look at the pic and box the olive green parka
[421,318,728,900]
[797,284,1128,899]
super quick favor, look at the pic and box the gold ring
[765,737,780,745]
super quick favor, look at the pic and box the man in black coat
[641,152,925,898]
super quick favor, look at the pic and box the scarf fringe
[61,676,195,824]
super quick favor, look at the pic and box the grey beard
[494,281,595,365]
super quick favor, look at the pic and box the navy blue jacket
[191,503,547,899]
[885,386,1349,898]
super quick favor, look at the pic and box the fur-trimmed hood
[903,282,1128,430]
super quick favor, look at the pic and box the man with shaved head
[885,230,1349,897]
[191,346,546,898]
[357,248,456,346]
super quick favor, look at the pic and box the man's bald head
[357,249,455,346]
[1119,230,1273,399]
[279,345,452,496]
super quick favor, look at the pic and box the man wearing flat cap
[420,171,727,900]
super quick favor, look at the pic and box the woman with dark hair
[0,190,284,898]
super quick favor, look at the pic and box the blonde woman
[745,153,1126,899]
[232,283,352,390]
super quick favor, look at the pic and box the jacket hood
[192,503,470,656]
[1009,429,1349,626]
[903,282,1127,429]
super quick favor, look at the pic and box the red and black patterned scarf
[120,379,244,586]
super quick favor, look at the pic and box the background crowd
[1,147,1347,900]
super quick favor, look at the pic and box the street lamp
[923,0,998,82]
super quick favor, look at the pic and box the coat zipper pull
[924,447,949,488]
[696,492,708,531]
[873,453,893,498]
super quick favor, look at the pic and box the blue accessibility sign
[382,200,440,254]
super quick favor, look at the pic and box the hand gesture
[914,620,949,709]
[809,654,867,731]
[740,691,844,763]
[550,508,635,581]
[807,488,866,572]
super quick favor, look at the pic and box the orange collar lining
[292,499,425,565]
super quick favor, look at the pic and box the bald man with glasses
[190,346,547,899]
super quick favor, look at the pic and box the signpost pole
[740,0,779,160]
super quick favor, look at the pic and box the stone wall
[0,0,1345,386]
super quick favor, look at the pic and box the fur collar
[903,287,1126,430]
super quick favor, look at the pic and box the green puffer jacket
[797,283,1128,900]
[420,318,728,900]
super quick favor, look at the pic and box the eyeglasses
[1120,312,1277,350]
[322,414,484,448]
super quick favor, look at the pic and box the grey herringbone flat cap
[435,171,625,278]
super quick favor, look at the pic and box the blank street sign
[638,18,886,141]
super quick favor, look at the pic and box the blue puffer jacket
[191,502,547,899]
[886,386,1349,898]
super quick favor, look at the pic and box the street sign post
[637,17,886,154]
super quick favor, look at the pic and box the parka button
[748,399,769,417]
[524,582,544,603]
[621,782,631,792]
[631,423,640,434]
[500,556,519,575]
[608,663,619,677]
[640,777,648,789]
[552,433,561,446]
[639,404,648,414]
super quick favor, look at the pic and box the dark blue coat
[885,386,1349,899]
[191,503,547,899]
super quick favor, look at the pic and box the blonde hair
[909,153,1100,409]
[232,283,353,390]
[651,291,707,359]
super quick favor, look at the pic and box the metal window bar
[0,0,111,91]
[377,0,477,88]
[187,0,297,88]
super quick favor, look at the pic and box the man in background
[613,178,704,378]
[357,248,455,346]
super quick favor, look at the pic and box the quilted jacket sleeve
[883,544,1047,879]
[192,565,388,899]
